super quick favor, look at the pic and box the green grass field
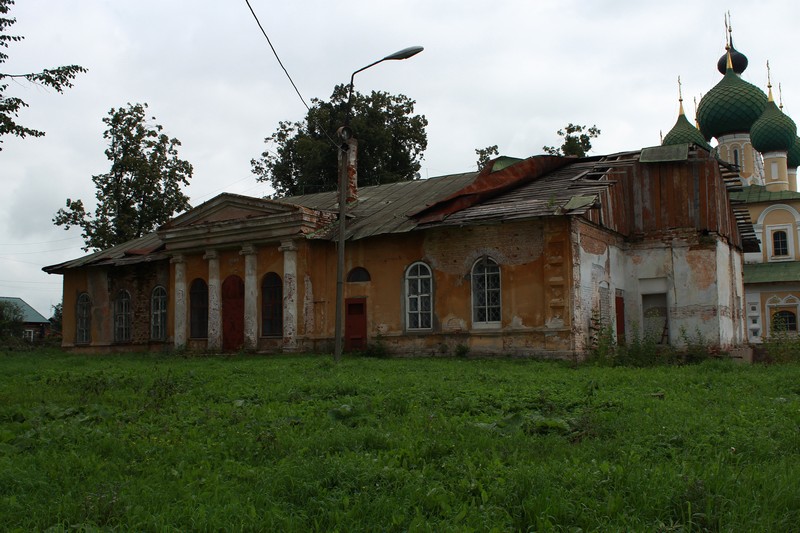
[1,350,798,531]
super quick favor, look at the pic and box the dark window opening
[261,272,283,337]
[347,267,371,282]
[190,278,208,338]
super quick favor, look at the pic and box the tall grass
[1,349,798,531]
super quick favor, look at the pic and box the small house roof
[0,296,49,324]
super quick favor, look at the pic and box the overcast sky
[3,0,800,318]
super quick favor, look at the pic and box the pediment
[161,193,300,229]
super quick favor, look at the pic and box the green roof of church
[729,185,800,204]
[750,99,797,153]
[744,262,800,284]
[697,67,767,140]
[786,136,800,168]
[662,113,711,150]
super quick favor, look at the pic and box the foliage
[586,323,715,367]
[543,123,601,157]
[761,315,800,363]
[53,103,193,251]
[251,84,428,197]
[1,351,799,530]
[49,302,62,334]
[474,144,498,169]
[0,299,22,339]
[0,0,86,150]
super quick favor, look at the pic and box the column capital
[240,244,258,256]
[170,254,185,264]
[203,249,218,261]
[279,240,297,252]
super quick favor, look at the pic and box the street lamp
[334,45,424,362]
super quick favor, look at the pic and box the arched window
[261,272,283,337]
[151,286,167,341]
[76,292,91,344]
[406,262,433,330]
[190,278,208,338]
[114,290,132,342]
[772,230,789,257]
[772,310,797,333]
[347,267,371,282]
[733,149,740,169]
[471,257,501,325]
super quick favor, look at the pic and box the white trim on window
[405,262,433,331]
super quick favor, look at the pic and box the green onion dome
[750,93,797,154]
[663,110,712,150]
[786,136,800,168]
[697,57,767,140]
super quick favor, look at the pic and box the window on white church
[190,279,208,339]
[772,310,797,333]
[261,272,282,337]
[772,230,789,257]
[76,292,91,344]
[151,286,167,341]
[406,262,432,330]
[471,257,501,326]
[114,290,132,343]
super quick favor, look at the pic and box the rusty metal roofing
[42,232,166,274]
[280,172,478,240]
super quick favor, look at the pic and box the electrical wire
[243,0,340,149]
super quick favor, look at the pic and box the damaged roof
[43,233,166,274]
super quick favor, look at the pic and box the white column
[171,254,187,347]
[279,240,298,352]
[204,249,221,351]
[241,244,258,350]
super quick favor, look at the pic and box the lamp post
[333,45,423,362]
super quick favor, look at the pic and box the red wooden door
[345,298,367,351]
[222,275,245,351]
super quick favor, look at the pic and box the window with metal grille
[471,257,501,325]
[406,262,433,330]
[151,286,167,340]
[772,310,797,332]
[190,278,208,338]
[261,272,283,337]
[76,293,91,344]
[114,290,132,343]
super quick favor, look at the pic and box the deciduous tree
[543,123,601,157]
[0,0,86,150]
[54,103,193,251]
[252,84,427,197]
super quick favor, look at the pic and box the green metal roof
[744,262,800,284]
[729,185,800,204]
[697,68,767,139]
[662,113,711,150]
[787,136,800,168]
[750,100,797,153]
[0,297,49,323]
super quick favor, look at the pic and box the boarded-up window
[642,293,668,343]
